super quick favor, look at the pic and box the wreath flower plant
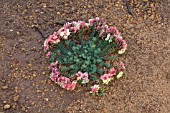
[44,17,127,95]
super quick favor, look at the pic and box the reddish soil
[0,0,169,113]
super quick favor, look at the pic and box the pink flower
[122,40,127,49]
[81,72,89,84]
[57,76,70,88]
[115,36,123,42]
[60,29,70,40]
[120,61,125,70]
[118,40,127,54]
[102,25,108,30]
[52,67,60,74]
[73,22,80,31]
[50,73,58,83]
[76,71,83,80]
[99,29,105,37]
[52,32,58,36]
[78,21,89,29]
[49,61,58,69]
[46,52,50,58]
[57,27,64,35]
[58,76,70,83]
[90,85,100,93]
[99,25,108,37]
[47,34,60,45]
[44,39,51,51]
[96,26,101,31]
[52,38,60,44]
[64,81,77,91]
[89,17,103,26]
[70,27,77,33]
[64,22,71,29]
[99,18,104,23]
[50,68,60,82]
[109,27,120,35]
[76,71,89,84]
[89,19,96,26]
[57,76,77,90]
[100,73,112,84]
[44,46,49,51]
[109,67,116,76]
[95,17,100,21]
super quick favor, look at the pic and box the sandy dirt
[0,0,169,113]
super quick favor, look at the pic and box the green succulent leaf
[61,66,70,73]
[90,75,97,81]
[96,69,103,76]
[78,30,84,45]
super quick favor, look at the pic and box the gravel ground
[0,0,169,113]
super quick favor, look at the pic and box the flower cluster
[44,17,127,95]
[90,85,100,93]
[100,62,125,85]
[76,71,89,84]
[44,17,127,53]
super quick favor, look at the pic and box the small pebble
[1,86,8,90]
[21,48,26,51]
[18,39,23,43]
[33,74,36,77]
[37,90,41,93]
[14,95,19,102]
[43,4,47,8]
[3,104,11,110]
[40,12,44,14]
[48,79,52,84]
[103,108,108,113]
[16,31,20,35]
[3,101,7,104]
[28,63,32,67]
[12,104,16,109]
[44,98,49,101]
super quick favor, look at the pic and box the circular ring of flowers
[44,17,127,95]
